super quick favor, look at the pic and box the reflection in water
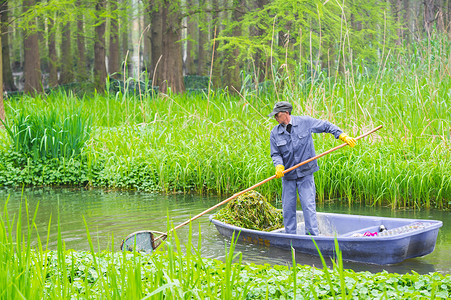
[0,188,449,275]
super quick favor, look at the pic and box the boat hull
[209,211,442,265]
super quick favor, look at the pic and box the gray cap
[268,101,293,117]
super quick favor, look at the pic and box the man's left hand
[339,133,357,147]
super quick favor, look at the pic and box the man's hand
[339,133,357,147]
[275,164,285,178]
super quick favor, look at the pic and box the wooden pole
[154,125,383,243]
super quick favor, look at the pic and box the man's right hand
[275,165,285,178]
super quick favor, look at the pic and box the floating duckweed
[215,191,284,231]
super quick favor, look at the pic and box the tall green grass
[1,36,450,208]
[1,100,91,160]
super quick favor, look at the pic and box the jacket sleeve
[308,116,343,139]
[270,132,284,167]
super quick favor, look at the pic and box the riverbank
[0,85,450,209]
[1,42,451,209]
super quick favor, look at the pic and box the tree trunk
[252,0,269,82]
[94,0,107,91]
[185,0,196,75]
[1,0,17,91]
[223,0,244,92]
[130,0,140,77]
[448,0,451,30]
[424,0,436,37]
[108,0,120,77]
[143,5,152,73]
[392,0,406,45]
[121,0,131,76]
[197,0,207,76]
[76,0,87,81]
[448,0,451,37]
[402,0,410,42]
[436,0,445,32]
[159,0,185,93]
[59,22,73,84]
[23,0,43,93]
[48,16,58,87]
[0,7,4,124]
[210,0,221,88]
[36,0,46,74]
[150,0,162,85]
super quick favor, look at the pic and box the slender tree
[23,0,43,93]
[447,0,451,34]
[76,0,87,81]
[130,0,140,77]
[158,0,185,93]
[108,0,121,77]
[222,0,245,92]
[94,0,107,91]
[392,0,406,45]
[48,14,58,87]
[424,0,437,37]
[197,0,207,76]
[436,0,446,32]
[143,2,152,72]
[252,0,269,82]
[59,21,73,84]
[1,0,17,91]
[0,3,4,123]
[121,0,131,76]
[185,0,196,75]
[150,0,162,84]
[210,0,221,88]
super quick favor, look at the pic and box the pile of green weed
[214,191,283,231]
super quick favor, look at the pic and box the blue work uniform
[270,115,343,235]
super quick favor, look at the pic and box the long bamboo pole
[154,125,382,243]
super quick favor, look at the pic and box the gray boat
[209,211,443,265]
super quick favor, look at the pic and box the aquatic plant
[214,190,283,231]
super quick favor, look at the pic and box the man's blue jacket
[270,115,343,180]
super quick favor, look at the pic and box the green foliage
[184,75,209,90]
[218,0,396,78]
[0,150,90,187]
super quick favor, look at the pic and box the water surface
[1,188,449,275]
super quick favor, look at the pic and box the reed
[1,98,92,160]
[1,36,450,208]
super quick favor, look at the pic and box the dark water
[1,188,449,275]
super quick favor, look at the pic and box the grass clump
[1,105,91,160]
[215,191,283,231]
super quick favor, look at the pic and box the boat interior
[270,211,436,237]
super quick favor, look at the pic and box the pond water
[1,188,450,275]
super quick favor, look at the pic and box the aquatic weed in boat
[214,191,284,231]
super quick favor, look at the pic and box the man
[268,101,356,235]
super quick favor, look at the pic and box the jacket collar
[276,116,297,134]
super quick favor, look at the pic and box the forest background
[0,0,449,96]
[0,0,450,209]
